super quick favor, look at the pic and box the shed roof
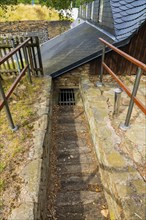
[41,22,114,77]
[41,0,146,78]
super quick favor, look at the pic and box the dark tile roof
[79,0,146,40]
[111,0,146,40]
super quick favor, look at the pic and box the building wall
[91,22,146,75]
[78,0,114,34]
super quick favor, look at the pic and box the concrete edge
[79,76,145,220]
[8,76,53,220]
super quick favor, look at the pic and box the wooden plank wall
[91,22,146,75]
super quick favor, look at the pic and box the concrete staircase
[47,105,109,220]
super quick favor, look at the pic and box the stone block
[80,74,145,220]
[20,159,42,203]
[8,203,34,220]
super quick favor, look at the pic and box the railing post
[0,79,18,131]
[120,67,142,130]
[23,45,32,84]
[96,44,105,87]
[11,38,21,73]
[113,88,122,116]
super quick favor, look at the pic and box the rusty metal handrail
[0,38,32,130]
[98,37,146,130]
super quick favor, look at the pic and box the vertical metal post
[96,44,105,87]
[120,67,142,130]
[0,79,18,131]
[100,44,105,83]
[23,45,32,84]
[11,38,21,73]
[113,88,122,115]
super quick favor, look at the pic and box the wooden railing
[99,37,146,130]
[0,38,33,130]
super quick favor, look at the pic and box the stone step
[57,163,97,175]
[56,124,87,132]
[60,174,103,192]
[57,118,85,124]
[56,203,108,220]
[57,139,93,149]
[58,146,92,155]
[56,202,104,214]
[57,111,84,117]
[60,172,102,185]
[55,129,87,136]
[47,105,109,220]
[56,212,85,220]
[56,191,104,207]
[57,152,96,165]
[56,213,107,220]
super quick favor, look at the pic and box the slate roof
[110,0,146,40]
[41,0,146,78]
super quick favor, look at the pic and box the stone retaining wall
[79,68,145,220]
[7,76,53,220]
[0,20,71,44]
[53,68,81,88]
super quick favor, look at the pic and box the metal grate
[58,89,75,105]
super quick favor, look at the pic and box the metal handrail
[103,63,146,115]
[0,38,32,130]
[99,38,146,71]
[99,37,146,130]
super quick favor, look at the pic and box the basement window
[58,89,75,105]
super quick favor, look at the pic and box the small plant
[0,163,5,173]
[0,180,5,192]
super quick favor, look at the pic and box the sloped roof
[41,0,146,78]
[41,22,114,77]
[79,0,146,40]
[110,0,146,40]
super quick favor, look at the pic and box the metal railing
[0,38,32,131]
[98,37,146,130]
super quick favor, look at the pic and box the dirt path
[47,105,109,220]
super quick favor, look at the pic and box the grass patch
[0,75,47,219]
[0,4,59,21]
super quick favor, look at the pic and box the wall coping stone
[80,75,145,220]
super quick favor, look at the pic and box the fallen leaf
[101,209,109,218]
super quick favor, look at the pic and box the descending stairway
[47,105,109,220]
